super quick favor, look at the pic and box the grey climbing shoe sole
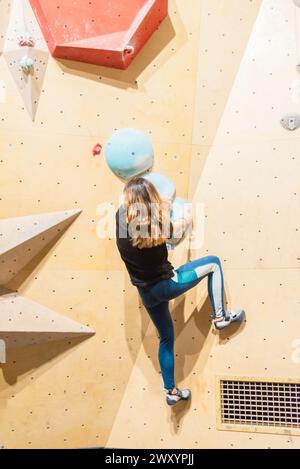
[166,388,191,406]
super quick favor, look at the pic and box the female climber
[116,177,245,406]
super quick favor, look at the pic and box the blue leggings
[137,255,225,391]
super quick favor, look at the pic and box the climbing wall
[0,0,197,449]
[107,0,300,449]
[0,0,298,450]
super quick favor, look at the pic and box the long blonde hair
[123,177,171,249]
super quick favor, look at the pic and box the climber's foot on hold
[166,388,191,406]
[213,310,245,330]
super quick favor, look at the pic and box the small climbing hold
[281,113,300,131]
[18,34,35,47]
[124,45,134,55]
[20,56,34,74]
[92,143,102,156]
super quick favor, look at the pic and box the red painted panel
[29,0,168,69]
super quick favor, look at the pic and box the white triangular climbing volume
[0,208,82,286]
[2,0,49,120]
[0,208,95,361]
[0,290,94,349]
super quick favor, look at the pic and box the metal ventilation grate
[218,378,300,435]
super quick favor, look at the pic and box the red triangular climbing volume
[29,0,168,69]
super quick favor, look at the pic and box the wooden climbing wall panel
[107,0,300,449]
[1,0,300,450]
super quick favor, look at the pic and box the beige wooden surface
[2,0,299,449]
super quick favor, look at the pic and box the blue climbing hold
[168,197,192,247]
[105,128,154,180]
[144,172,176,201]
[170,197,191,223]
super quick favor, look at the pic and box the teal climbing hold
[105,128,154,180]
[144,172,176,201]
[170,197,191,223]
[168,197,192,247]
[20,56,34,73]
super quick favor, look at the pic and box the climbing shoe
[213,310,245,330]
[166,388,191,406]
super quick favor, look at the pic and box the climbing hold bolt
[124,45,135,55]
